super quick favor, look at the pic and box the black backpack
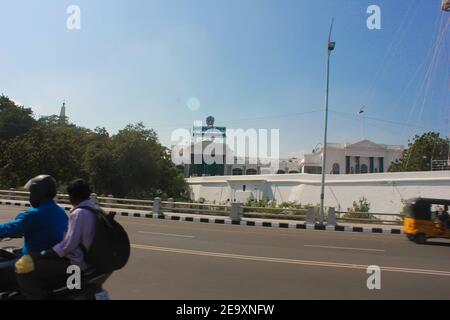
[78,206,130,273]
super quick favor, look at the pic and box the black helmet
[24,175,57,208]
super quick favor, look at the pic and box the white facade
[187,171,450,214]
[173,137,403,177]
[172,141,272,177]
[300,139,403,174]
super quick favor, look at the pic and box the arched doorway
[276,170,286,174]
[332,163,340,175]
[361,164,368,174]
[246,168,257,175]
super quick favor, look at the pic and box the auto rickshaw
[403,198,450,244]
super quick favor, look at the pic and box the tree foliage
[0,95,36,140]
[0,123,90,187]
[0,96,188,199]
[389,132,449,172]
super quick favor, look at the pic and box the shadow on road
[423,240,450,247]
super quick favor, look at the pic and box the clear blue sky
[1,0,448,157]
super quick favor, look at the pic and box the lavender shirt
[53,199,97,270]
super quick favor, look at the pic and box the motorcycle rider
[0,175,68,297]
[21,178,98,298]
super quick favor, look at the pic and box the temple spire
[59,100,67,123]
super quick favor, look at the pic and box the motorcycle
[0,238,112,300]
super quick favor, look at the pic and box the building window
[204,164,212,176]
[379,157,384,172]
[215,163,225,176]
[361,164,368,174]
[346,156,350,174]
[355,157,360,174]
[246,168,257,175]
[232,168,243,175]
[243,185,246,191]
[369,157,374,173]
[332,163,340,174]
[193,163,204,176]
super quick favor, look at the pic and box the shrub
[279,201,302,209]
[345,197,372,219]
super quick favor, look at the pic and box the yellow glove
[15,255,35,274]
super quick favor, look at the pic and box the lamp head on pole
[327,18,335,53]
[328,41,336,51]
[357,106,365,115]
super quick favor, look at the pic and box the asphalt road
[1,204,450,300]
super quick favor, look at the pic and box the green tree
[0,95,36,140]
[109,123,160,197]
[155,146,188,200]
[0,123,90,188]
[37,115,65,127]
[0,97,187,200]
[83,127,118,195]
[389,132,449,172]
[84,123,188,199]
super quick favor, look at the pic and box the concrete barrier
[306,207,315,226]
[152,197,161,216]
[230,203,243,222]
[0,199,403,234]
[91,193,98,204]
[167,198,174,211]
[327,207,336,226]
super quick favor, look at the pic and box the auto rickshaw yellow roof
[407,198,450,206]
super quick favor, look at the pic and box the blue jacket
[0,200,68,255]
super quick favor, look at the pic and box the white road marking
[131,244,450,277]
[138,231,195,239]
[116,218,404,241]
[304,245,385,252]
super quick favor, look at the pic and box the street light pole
[319,19,335,225]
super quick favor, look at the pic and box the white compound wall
[187,171,450,214]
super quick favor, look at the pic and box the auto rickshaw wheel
[414,233,427,244]
[406,234,415,241]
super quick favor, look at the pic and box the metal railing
[0,189,403,225]
[335,211,403,225]
[431,159,450,171]
[161,201,229,216]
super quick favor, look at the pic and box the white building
[272,158,303,174]
[174,139,404,176]
[240,139,404,175]
[172,117,404,177]
[173,140,271,177]
[300,139,404,175]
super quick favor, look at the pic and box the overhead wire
[364,0,420,107]
[403,12,449,170]
[417,14,449,122]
